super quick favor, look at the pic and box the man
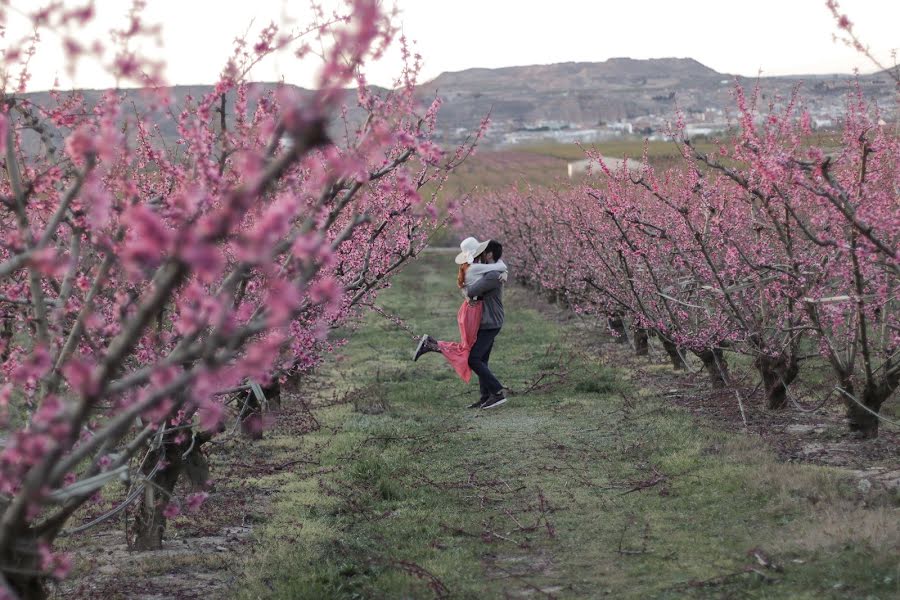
[465,240,507,409]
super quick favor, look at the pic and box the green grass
[238,253,899,599]
[513,133,842,164]
[514,139,714,163]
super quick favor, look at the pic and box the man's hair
[485,240,503,261]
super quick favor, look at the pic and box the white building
[567,157,645,178]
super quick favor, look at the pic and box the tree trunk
[633,327,649,356]
[660,337,687,370]
[183,445,211,492]
[846,396,879,438]
[0,315,13,362]
[130,430,212,550]
[130,439,185,550]
[754,354,800,410]
[236,379,281,439]
[240,391,264,440]
[607,314,628,344]
[262,379,282,411]
[845,378,897,439]
[2,532,48,599]
[696,348,728,389]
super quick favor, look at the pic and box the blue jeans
[469,327,503,398]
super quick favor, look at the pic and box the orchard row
[466,85,898,440]
[0,1,486,597]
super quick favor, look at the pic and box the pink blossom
[62,37,84,59]
[240,340,279,379]
[0,112,7,155]
[12,345,52,387]
[197,398,225,432]
[151,365,180,389]
[162,502,181,519]
[34,395,66,430]
[62,5,95,25]
[82,177,113,231]
[30,247,70,278]
[112,52,140,79]
[291,234,322,262]
[38,542,73,580]
[266,279,301,326]
[309,276,342,306]
[181,236,224,282]
[140,393,174,424]
[64,125,96,161]
[121,204,172,276]
[62,357,97,397]
[186,492,209,513]
[75,274,91,292]
[0,384,11,427]
[417,140,443,165]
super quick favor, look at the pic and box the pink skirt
[437,300,483,383]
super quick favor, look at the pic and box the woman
[413,237,507,387]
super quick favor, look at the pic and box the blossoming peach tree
[0,1,482,596]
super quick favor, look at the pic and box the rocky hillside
[417,57,893,137]
[18,58,893,151]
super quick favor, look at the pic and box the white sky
[5,0,898,92]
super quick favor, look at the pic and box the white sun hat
[454,236,490,265]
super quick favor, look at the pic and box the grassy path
[238,254,898,599]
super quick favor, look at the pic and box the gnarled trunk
[1,532,48,599]
[240,392,264,440]
[696,347,728,389]
[607,314,628,344]
[130,438,185,550]
[130,431,211,550]
[0,315,13,362]
[633,327,649,356]
[660,337,687,370]
[754,354,800,410]
[238,380,281,439]
[845,376,898,439]
[262,379,282,411]
[846,395,879,438]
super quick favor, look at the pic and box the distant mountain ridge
[424,57,723,92]
[19,58,894,149]
[415,57,894,141]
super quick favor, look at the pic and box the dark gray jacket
[467,271,504,330]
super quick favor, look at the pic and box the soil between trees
[58,252,898,599]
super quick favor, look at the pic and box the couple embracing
[413,237,508,409]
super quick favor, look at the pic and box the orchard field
[54,252,899,598]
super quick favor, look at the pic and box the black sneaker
[413,334,438,361]
[467,396,489,409]
[481,392,507,409]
